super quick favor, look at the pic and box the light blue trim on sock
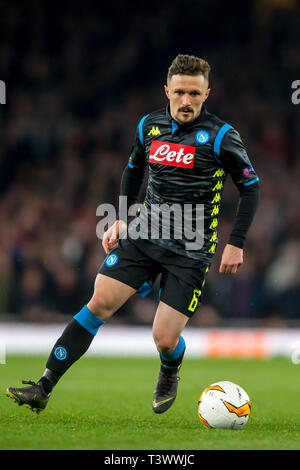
[73,305,104,336]
[160,335,186,362]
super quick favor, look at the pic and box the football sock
[159,335,186,374]
[40,306,105,392]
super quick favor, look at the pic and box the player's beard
[176,106,195,125]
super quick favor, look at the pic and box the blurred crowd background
[0,0,299,327]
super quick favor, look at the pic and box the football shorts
[98,237,211,318]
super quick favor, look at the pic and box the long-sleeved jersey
[121,104,259,262]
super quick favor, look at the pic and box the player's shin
[40,305,105,393]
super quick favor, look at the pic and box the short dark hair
[167,54,211,84]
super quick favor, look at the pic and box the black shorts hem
[98,269,141,291]
[159,292,202,319]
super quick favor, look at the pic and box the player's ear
[164,84,170,99]
[204,88,211,101]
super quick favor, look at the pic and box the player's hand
[219,244,243,274]
[102,220,127,254]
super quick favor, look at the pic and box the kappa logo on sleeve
[149,141,195,168]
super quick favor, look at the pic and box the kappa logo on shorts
[195,130,210,144]
[105,253,119,267]
[149,141,195,168]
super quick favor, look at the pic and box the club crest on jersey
[105,253,119,267]
[149,141,195,168]
[195,130,210,144]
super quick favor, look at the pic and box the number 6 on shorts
[188,289,201,313]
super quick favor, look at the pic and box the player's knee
[87,291,116,321]
[153,334,177,355]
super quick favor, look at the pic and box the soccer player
[6,54,259,414]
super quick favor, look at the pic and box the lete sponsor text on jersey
[149,141,195,168]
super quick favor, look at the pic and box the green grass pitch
[1,355,300,450]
